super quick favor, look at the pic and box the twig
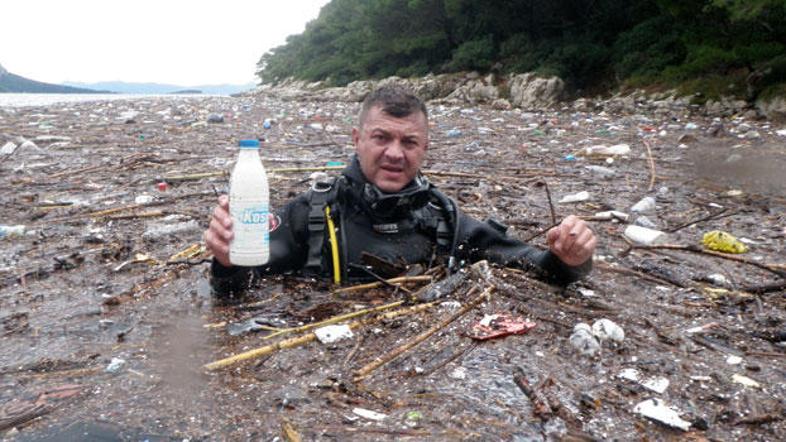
[333,275,432,294]
[204,302,437,371]
[541,179,557,225]
[522,221,560,242]
[348,264,412,294]
[163,165,346,183]
[261,300,405,341]
[642,138,656,191]
[421,342,479,377]
[353,285,492,382]
[630,243,786,277]
[343,333,366,367]
[513,367,552,421]
[742,280,786,294]
[666,208,733,233]
[594,261,682,287]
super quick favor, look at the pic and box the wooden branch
[204,302,437,371]
[631,243,786,277]
[642,138,657,191]
[162,165,346,183]
[333,275,432,294]
[353,285,492,382]
[261,300,405,340]
[594,261,683,287]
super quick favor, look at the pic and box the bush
[447,36,495,71]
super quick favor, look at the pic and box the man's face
[352,106,428,193]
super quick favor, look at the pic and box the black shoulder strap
[428,188,460,272]
[304,177,340,275]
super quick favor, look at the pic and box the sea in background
[0,93,219,108]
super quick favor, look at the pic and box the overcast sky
[0,0,330,86]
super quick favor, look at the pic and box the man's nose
[384,140,405,161]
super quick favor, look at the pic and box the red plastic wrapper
[470,314,536,341]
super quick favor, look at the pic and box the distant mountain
[64,81,256,95]
[0,64,106,94]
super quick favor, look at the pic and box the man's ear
[352,127,360,148]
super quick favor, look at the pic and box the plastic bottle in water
[229,139,269,266]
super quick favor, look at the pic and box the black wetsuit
[211,157,591,296]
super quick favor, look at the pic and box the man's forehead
[363,106,427,132]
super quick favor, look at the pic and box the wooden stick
[261,300,405,340]
[541,179,557,225]
[631,243,786,277]
[204,302,437,371]
[163,165,346,183]
[594,261,683,287]
[333,275,432,294]
[642,138,657,191]
[104,210,168,221]
[666,208,731,233]
[353,285,493,382]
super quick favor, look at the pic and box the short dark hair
[359,85,428,127]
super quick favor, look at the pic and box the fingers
[546,225,560,247]
[218,194,229,210]
[204,196,233,267]
[565,228,593,262]
[548,215,597,266]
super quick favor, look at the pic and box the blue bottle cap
[239,139,260,148]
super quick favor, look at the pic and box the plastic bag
[702,230,748,254]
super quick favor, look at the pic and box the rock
[491,98,512,110]
[707,120,725,137]
[207,113,224,123]
[755,95,786,121]
[678,133,697,144]
[508,73,564,109]
[445,77,499,105]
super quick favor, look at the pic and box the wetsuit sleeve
[210,194,311,298]
[455,212,591,285]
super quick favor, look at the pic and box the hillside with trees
[256,0,786,102]
[0,64,103,94]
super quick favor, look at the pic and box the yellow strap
[324,206,341,285]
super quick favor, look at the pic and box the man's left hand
[546,215,597,267]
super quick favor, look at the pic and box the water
[0,93,209,108]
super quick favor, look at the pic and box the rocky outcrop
[256,72,784,119]
[442,73,500,105]
[756,95,786,121]
[508,73,565,109]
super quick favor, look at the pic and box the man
[205,86,596,297]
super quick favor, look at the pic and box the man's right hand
[204,195,233,267]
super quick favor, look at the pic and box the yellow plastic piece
[702,230,748,254]
[325,206,341,285]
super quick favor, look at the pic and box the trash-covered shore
[1,94,785,440]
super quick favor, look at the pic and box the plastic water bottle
[229,139,269,266]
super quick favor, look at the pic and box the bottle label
[240,205,269,224]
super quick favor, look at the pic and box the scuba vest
[303,174,459,284]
